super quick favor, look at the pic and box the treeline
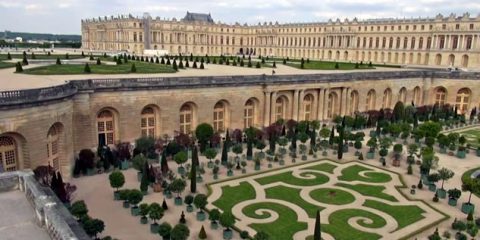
[1,31,81,42]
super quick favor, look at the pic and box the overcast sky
[1,0,479,35]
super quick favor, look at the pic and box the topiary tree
[204,148,217,165]
[56,57,61,65]
[438,167,454,190]
[174,151,188,168]
[158,222,172,239]
[149,202,164,224]
[109,171,125,194]
[254,231,270,240]
[15,62,23,73]
[70,200,88,220]
[193,194,208,212]
[84,63,91,73]
[128,189,143,208]
[131,63,137,72]
[220,211,236,231]
[139,203,150,223]
[83,218,105,239]
[198,225,207,239]
[169,178,186,198]
[195,123,214,153]
[170,223,190,240]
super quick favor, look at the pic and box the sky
[0,0,479,35]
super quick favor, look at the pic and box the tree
[204,148,217,164]
[96,58,101,65]
[15,62,23,73]
[195,123,214,153]
[56,57,61,65]
[131,63,137,73]
[190,148,197,193]
[393,101,405,122]
[83,218,105,239]
[198,225,207,239]
[173,60,178,71]
[128,189,143,207]
[160,151,169,175]
[171,224,190,240]
[158,222,172,239]
[7,52,11,60]
[149,202,164,224]
[314,210,322,240]
[108,171,125,191]
[193,194,208,212]
[84,63,91,73]
[254,231,270,240]
[174,151,188,168]
[220,211,236,230]
[169,178,186,198]
[462,178,480,204]
[334,62,339,69]
[209,208,221,223]
[70,200,88,220]
[162,198,169,210]
[140,162,150,192]
[22,54,29,65]
[139,203,150,222]
[438,168,454,190]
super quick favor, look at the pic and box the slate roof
[182,11,214,23]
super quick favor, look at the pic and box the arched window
[47,125,60,170]
[0,136,17,172]
[399,87,407,103]
[141,107,156,138]
[350,91,359,115]
[413,87,421,105]
[303,95,313,121]
[213,102,225,132]
[456,88,471,114]
[327,93,338,118]
[244,99,256,129]
[434,88,447,106]
[180,104,193,134]
[366,90,376,111]
[275,97,287,121]
[382,88,392,109]
[97,110,115,146]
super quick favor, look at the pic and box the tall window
[213,102,225,132]
[350,91,359,115]
[382,89,392,109]
[180,104,193,134]
[275,97,287,121]
[141,107,156,137]
[97,110,115,145]
[456,88,471,114]
[244,99,255,129]
[435,88,447,106]
[366,90,376,111]
[47,125,60,170]
[327,93,337,118]
[413,87,421,105]
[303,95,313,120]
[0,136,17,172]
[399,88,407,103]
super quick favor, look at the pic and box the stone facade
[81,12,480,68]
[0,71,479,178]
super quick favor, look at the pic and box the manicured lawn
[255,170,329,186]
[22,61,176,75]
[457,127,480,148]
[363,199,425,230]
[302,162,337,174]
[309,188,355,205]
[265,185,324,218]
[0,54,85,60]
[212,182,256,213]
[243,202,308,240]
[0,61,15,69]
[336,183,398,202]
[321,209,385,240]
[338,165,392,183]
[287,61,374,70]
[461,166,480,197]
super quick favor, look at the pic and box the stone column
[344,88,350,116]
[299,90,305,120]
[270,91,277,124]
[264,91,271,127]
[293,89,300,121]
[323,88,330,120]
[317,88,323,120]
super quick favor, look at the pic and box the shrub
[158,222,172,238]
[70,200,88,220]
[198,225,207,239]
[108,171,125,191]
[171,224,190,240]
[84,63,91,73]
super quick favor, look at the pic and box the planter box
[448,198,458,206]
[279,160,285,166]
[174,197,183,206]
[439,148,447,154]
[211,221,219,230]
[197,211,206,221]
[369,131,377,137]
[242,169,247,174]
[254,165,260,171]
[186,205,194,213]
[164,191,172,199]
[436,189,446,199]
[114,191,120,200]
[301,155,307,161]
[367,152,375,159]
[213,174,218,180]
[123,201,130,208]
[476,149,480,157]
[428,184,437,192]
[207,161,214,168]
[121,161,130,170]
[177,166,185,175]
[140,217,148,224]
[150,223,160,233]
[461,203,475,214]
[223,229,233,240]
[137,172,143,181]
[87,168,96,176]
[227,170,234,176]
[457,151,466,159]
[153,183,162,193]
[131,206,140,216]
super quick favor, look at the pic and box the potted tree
[232,144,243,168]
[209,208,221,229]
[194,194,208,221]
[119,189,131,208]
[70,200,88,220]
[461,178,480,214]
[128,189,143,216]
[366,137,378,159]
[256,141,266,159]
[149,203,164,233]
[241,161,248,173]
[220,211,236,239]
[407,143,418,165]
[174,151,188,175]
[212,165,220,180]
[277,137,288,156]
[379,137,392,166]
[170,224,190,240]
[457,136,467,158]
[354,140,362,156]
[83,218,105,239]
[185,195,194,212]
[226,161,234,177]
[448,188,462,206]
[427,173,440,192]
[109,171,125,200]
[204,148,217,169]
[158,222,172,240]
[437,168,454,199]
[392,144,403,167]
[132,154,147,181]
[298,132,309,161]
[170,178,186,206]
[139,203,150,224]
[319,127,330,156]
[254,156,261,171]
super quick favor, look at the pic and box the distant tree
[173,60,178,71]
[200,62,204,69]
[96,58,101,65]
[256,62,261,68]
[314,210,322,240]
[15,62,23,73]
[7,52,11,60]
[334,62,339,69]
[84,63,91,73]
[149,202,164,224]
[254,231,270,240]
[56,57,61,65]
[131,63,137,73]
[22,54,29,65]
[108,171,125,192]
[162,198,169,210]
[195,123,214,153]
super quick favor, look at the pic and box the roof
[182,11,214,23]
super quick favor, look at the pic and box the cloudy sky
[1,0,479,34]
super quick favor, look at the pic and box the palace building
[81,12,480,68]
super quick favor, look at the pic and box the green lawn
[0,54,85,60]
[265,185,324,218]
[22,61,176,75]
[461,167,480,197]
[336,183,398,202]
[302,162,337,174]
[243,202,308,240]
[0,61,15,69]
[321,209,385,240]
[212,182,256,213]
[457,128,480,148]
[309,188,355,205]
[255,170,329,186]
[287,61,374,70]
[338,165,392,183]
[363,200,425,230]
